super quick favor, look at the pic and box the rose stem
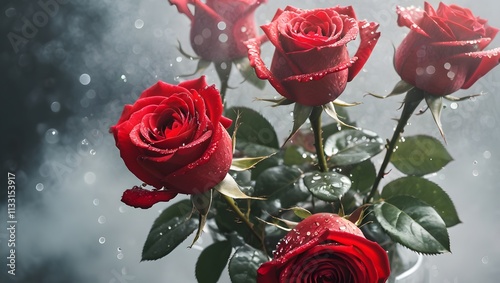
[221,194,267,254]
[214,61,232,104]
[365,88,424,204]
[310,106,329,172]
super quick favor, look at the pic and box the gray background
[1,0,499,282]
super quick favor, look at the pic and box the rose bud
[110,76,233,208]
[247,5,380,106]
[394,2,500,96]
[169,0,267,62]
[258,213,390,283]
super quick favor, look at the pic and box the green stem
[365,89,424,204]
[222,194,267,254]
[214,61,232,104]
[310,106,328,172]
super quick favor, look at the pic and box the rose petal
[121,186,177,209]
[396,5,429,37]
[347,20,380,81]
[162,127,233,194]
[246,38,291,98]
[460,47,500,89]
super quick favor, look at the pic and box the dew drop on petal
[450,102,458,110]
[218,33,228,43]
[217,21,226,30]
[426,65,436,74]
[93,198,100,206]
[98,237,106,244]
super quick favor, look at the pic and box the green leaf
[283,103,313,145]
[324,128,385,166]
[234,57,266,89]
[303,171,351,202]
[215,174,264,200]
[391,135,453,176]
[374,195,450,254]
[381,176,461,227]
[348,160,376,194]
[231,154,275,171]
[228,245,268,283]
[283,145,313,166]
[424,94,446,142]
[195,241,232,283]
[142,200,198,261]
[287,206,312,219]
[226,107,279,149]
[254,166,303,197]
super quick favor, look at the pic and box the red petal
[460,48,500,89]
[168,0,194,21]
[347,21,380,81]
[245,38,290,98]
[396,5,428,37]
[121,186,177,209]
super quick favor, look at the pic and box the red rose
[110,77,233,208]
[257,213,390,283]
[394,2,500,96]
[169,0,267,62]
[246,6,380,106]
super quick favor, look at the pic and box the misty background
[1,0,499,282]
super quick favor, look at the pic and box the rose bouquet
[110,1,499,282]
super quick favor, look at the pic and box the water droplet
[120,74,127,82]
[117,253,124,260]
[84,172,96,184]
[118,205,126,213]
[218,33,228,43]
[416,67,424,76]
[98,215,106,224]
[450,102,458,110]
[447,71,456,80]
[472,170,479,177]
[481,256,489,264]
[50,101,61,113]
[444,62,451,70]
[339,226,346,230]
[45,128,59,144]
[483,150,491,159]
[134,19,144,29]
[306,231,311,236]
[176,57,182,63]
[89,149,96,155]
[35,183,44,191]
[473,160,478,165]
[79,73,91,85]
[98,237,106,244]
[117,247,122,252]
[217,21,226,30]
[202,28,211,38]
[426,65,436,74]
[194,34,203,45]
[241,26,247,33]
[93,199,99,206]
